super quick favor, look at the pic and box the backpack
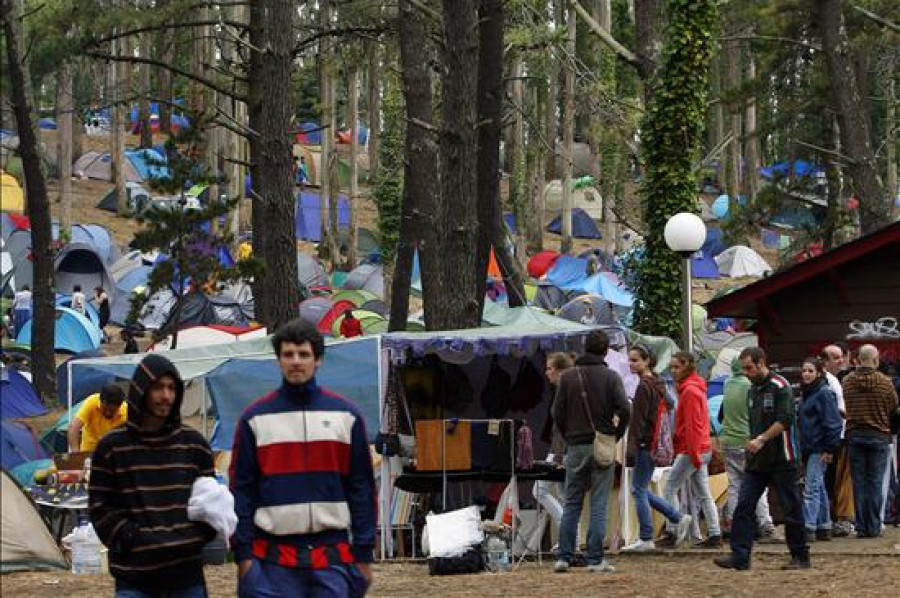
[650,387,674,467]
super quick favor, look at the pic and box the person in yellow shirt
[67,385,128,453]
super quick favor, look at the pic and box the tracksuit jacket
[230,377,376,568]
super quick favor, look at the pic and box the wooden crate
[415,420,472,471]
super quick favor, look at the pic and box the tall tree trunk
[319,0,341,268]
[634,0,663,89]
[57,60,74,234]
[560,5,576,254]
[157,29,173,135]
[887,79,897,221]
[111,35,128,215]
[436,0,480,329]
[346,67,360,268]
[2,3,56,400]
[247,0,267,322]
[545,2,561,181]
[724,40,741,212]
[138,33,153,148]
[367,47,381,178]
[396,0,440,329]
[814,0,886,233]
[226,2,248,236]
[744,51,760,203]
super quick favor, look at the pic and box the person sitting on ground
[68,384,128,453]
[340,310,363,338]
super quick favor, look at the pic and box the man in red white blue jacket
[230,320,375,597]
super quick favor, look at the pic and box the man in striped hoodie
[89,353,217,597]
[230,320,375,597]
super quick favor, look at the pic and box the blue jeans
[632,449,682,540]
[115,581,207,598]
[730,468,807,566]
[237,558,368,598]
[663,453,720,536]
[558,443,615,565]
[803,453,832,532]
[848,436,891,536]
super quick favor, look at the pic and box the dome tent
[715,245,772,278]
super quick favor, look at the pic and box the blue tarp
[296,191,350,242]
[126,148,171,181]
[1,420,49,470]
[207,337,381,450]
[759,160,824,180]
[16,307,102,354]
[546,208,602,239]
[0,367,47,419]
[543,256,590,288]
[558,272,635,307]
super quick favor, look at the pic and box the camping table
[28,483,89,543]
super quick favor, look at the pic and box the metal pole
[682,256,694,354]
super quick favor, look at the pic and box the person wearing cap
[89,354,217,597]
[68,384,128,453]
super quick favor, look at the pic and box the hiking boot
[805,529,816,543]
[675,514,693,547]
[713,555,750,571]
[816,529,832,542]
[554,560,570,573]
[655,532,677,549]
[757,525,782,544]
[692,535,723,549]
[586,560,616,573]
[781,557,811,570]
[621,539,656,552]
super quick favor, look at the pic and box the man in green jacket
[719,357,776,539]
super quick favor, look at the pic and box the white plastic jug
[69,522,104,575]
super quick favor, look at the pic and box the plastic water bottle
[486,537,510,572]
[70,522,103,575]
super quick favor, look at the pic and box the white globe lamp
[664,212,707,353]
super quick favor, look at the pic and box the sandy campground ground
[2,527,899,597]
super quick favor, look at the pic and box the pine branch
[569,0,640,68]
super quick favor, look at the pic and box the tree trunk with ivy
[631,0,717,342]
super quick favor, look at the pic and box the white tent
[714,245,772,278]
[149,325,268,352]
[543,180,603,219]
[1,470,68,573]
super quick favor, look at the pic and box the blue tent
[0,367,47,419]
[16,307,102,354]
[299,122,323,145]
[546,208,602,239]
[543,255,590,288]
[71,224,118,265]
[759,160,824,180]
[55,350,109,407]
[126,148,171,181]
[1,420,49,470]
[110,265,152,325]
[559,272,635,307]
[702,227,725,257]
[295,191,350,242]
[712,195,730,219]
[691,250,720,279]
[503,212,518,234]
[55,294,101,327]
[38,117,57,130]
[207,337,381,450]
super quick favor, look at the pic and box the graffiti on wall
[846,317,900,340]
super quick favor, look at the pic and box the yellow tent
[1,172,24,213]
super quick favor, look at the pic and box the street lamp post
[664,212,707,354]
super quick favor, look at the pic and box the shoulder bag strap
[575,367,596,429]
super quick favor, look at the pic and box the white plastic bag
[424,506,484,558]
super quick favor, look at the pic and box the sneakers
[655,532,677,549]
[621,539,656,552]
[781,557,811,570]
[692,535,723,549]
[713,555,750,571]
[554,560,570,573]
[757,525,782,544]
[586,560,616,573]
[832,520,854,537]
[805,529,816,543]
[675,514,693,547]
[816,529,832,542]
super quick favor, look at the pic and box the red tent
[318,299,355,335]
[527,250,561,278]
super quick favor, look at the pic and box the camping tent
[527,251,561,278]
[543,180,603,219]
[150,325,267,352]
[16,307,102,354]
[295,191,351,242]
[0,366,47,419]
[533,284,569,311]
[1,469,68,573]
[556,295,618,327]
[546,208,602,239]
[126,148,171,181]
[109,264,152,325]
[55,349,108,407]
[691,250,721,279]
[139,288,254,331]
[714,245,772,278]
[73,151,142,182]
[1,172,24,213]
[297,252,330,289]
[341,264,384,298]
[542,255,589,288]
[1,420,49,470]
[71,223,120,265]
[299,296,336,328]
[54,242,117,299]
[96,182,151,214]
[558,272,635,308]
[1,229,33,296]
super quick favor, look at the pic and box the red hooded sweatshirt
[674,371,711,468]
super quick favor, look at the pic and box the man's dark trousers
[730,468,808,565]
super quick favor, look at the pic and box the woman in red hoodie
[656,351,722,549]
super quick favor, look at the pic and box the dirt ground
[3,527,898,597]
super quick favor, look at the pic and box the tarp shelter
[546,208,602,239]
[342,264,384,298]
[1,420,49,470]
[557,271,635,308]
[527,251,560,278]
[150,325,267,352]
[295,191,350,242]
[54,242,116,300]
[16,307,102,354]
[73,151,142,182]
[297,251,330,288]
[543,255,589,288]
[1,469,68,573]
[0,366,47,419]
[71,223,120,265]
[715,246,772,278]
[96,181,151,214]
[1,172,24,213]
